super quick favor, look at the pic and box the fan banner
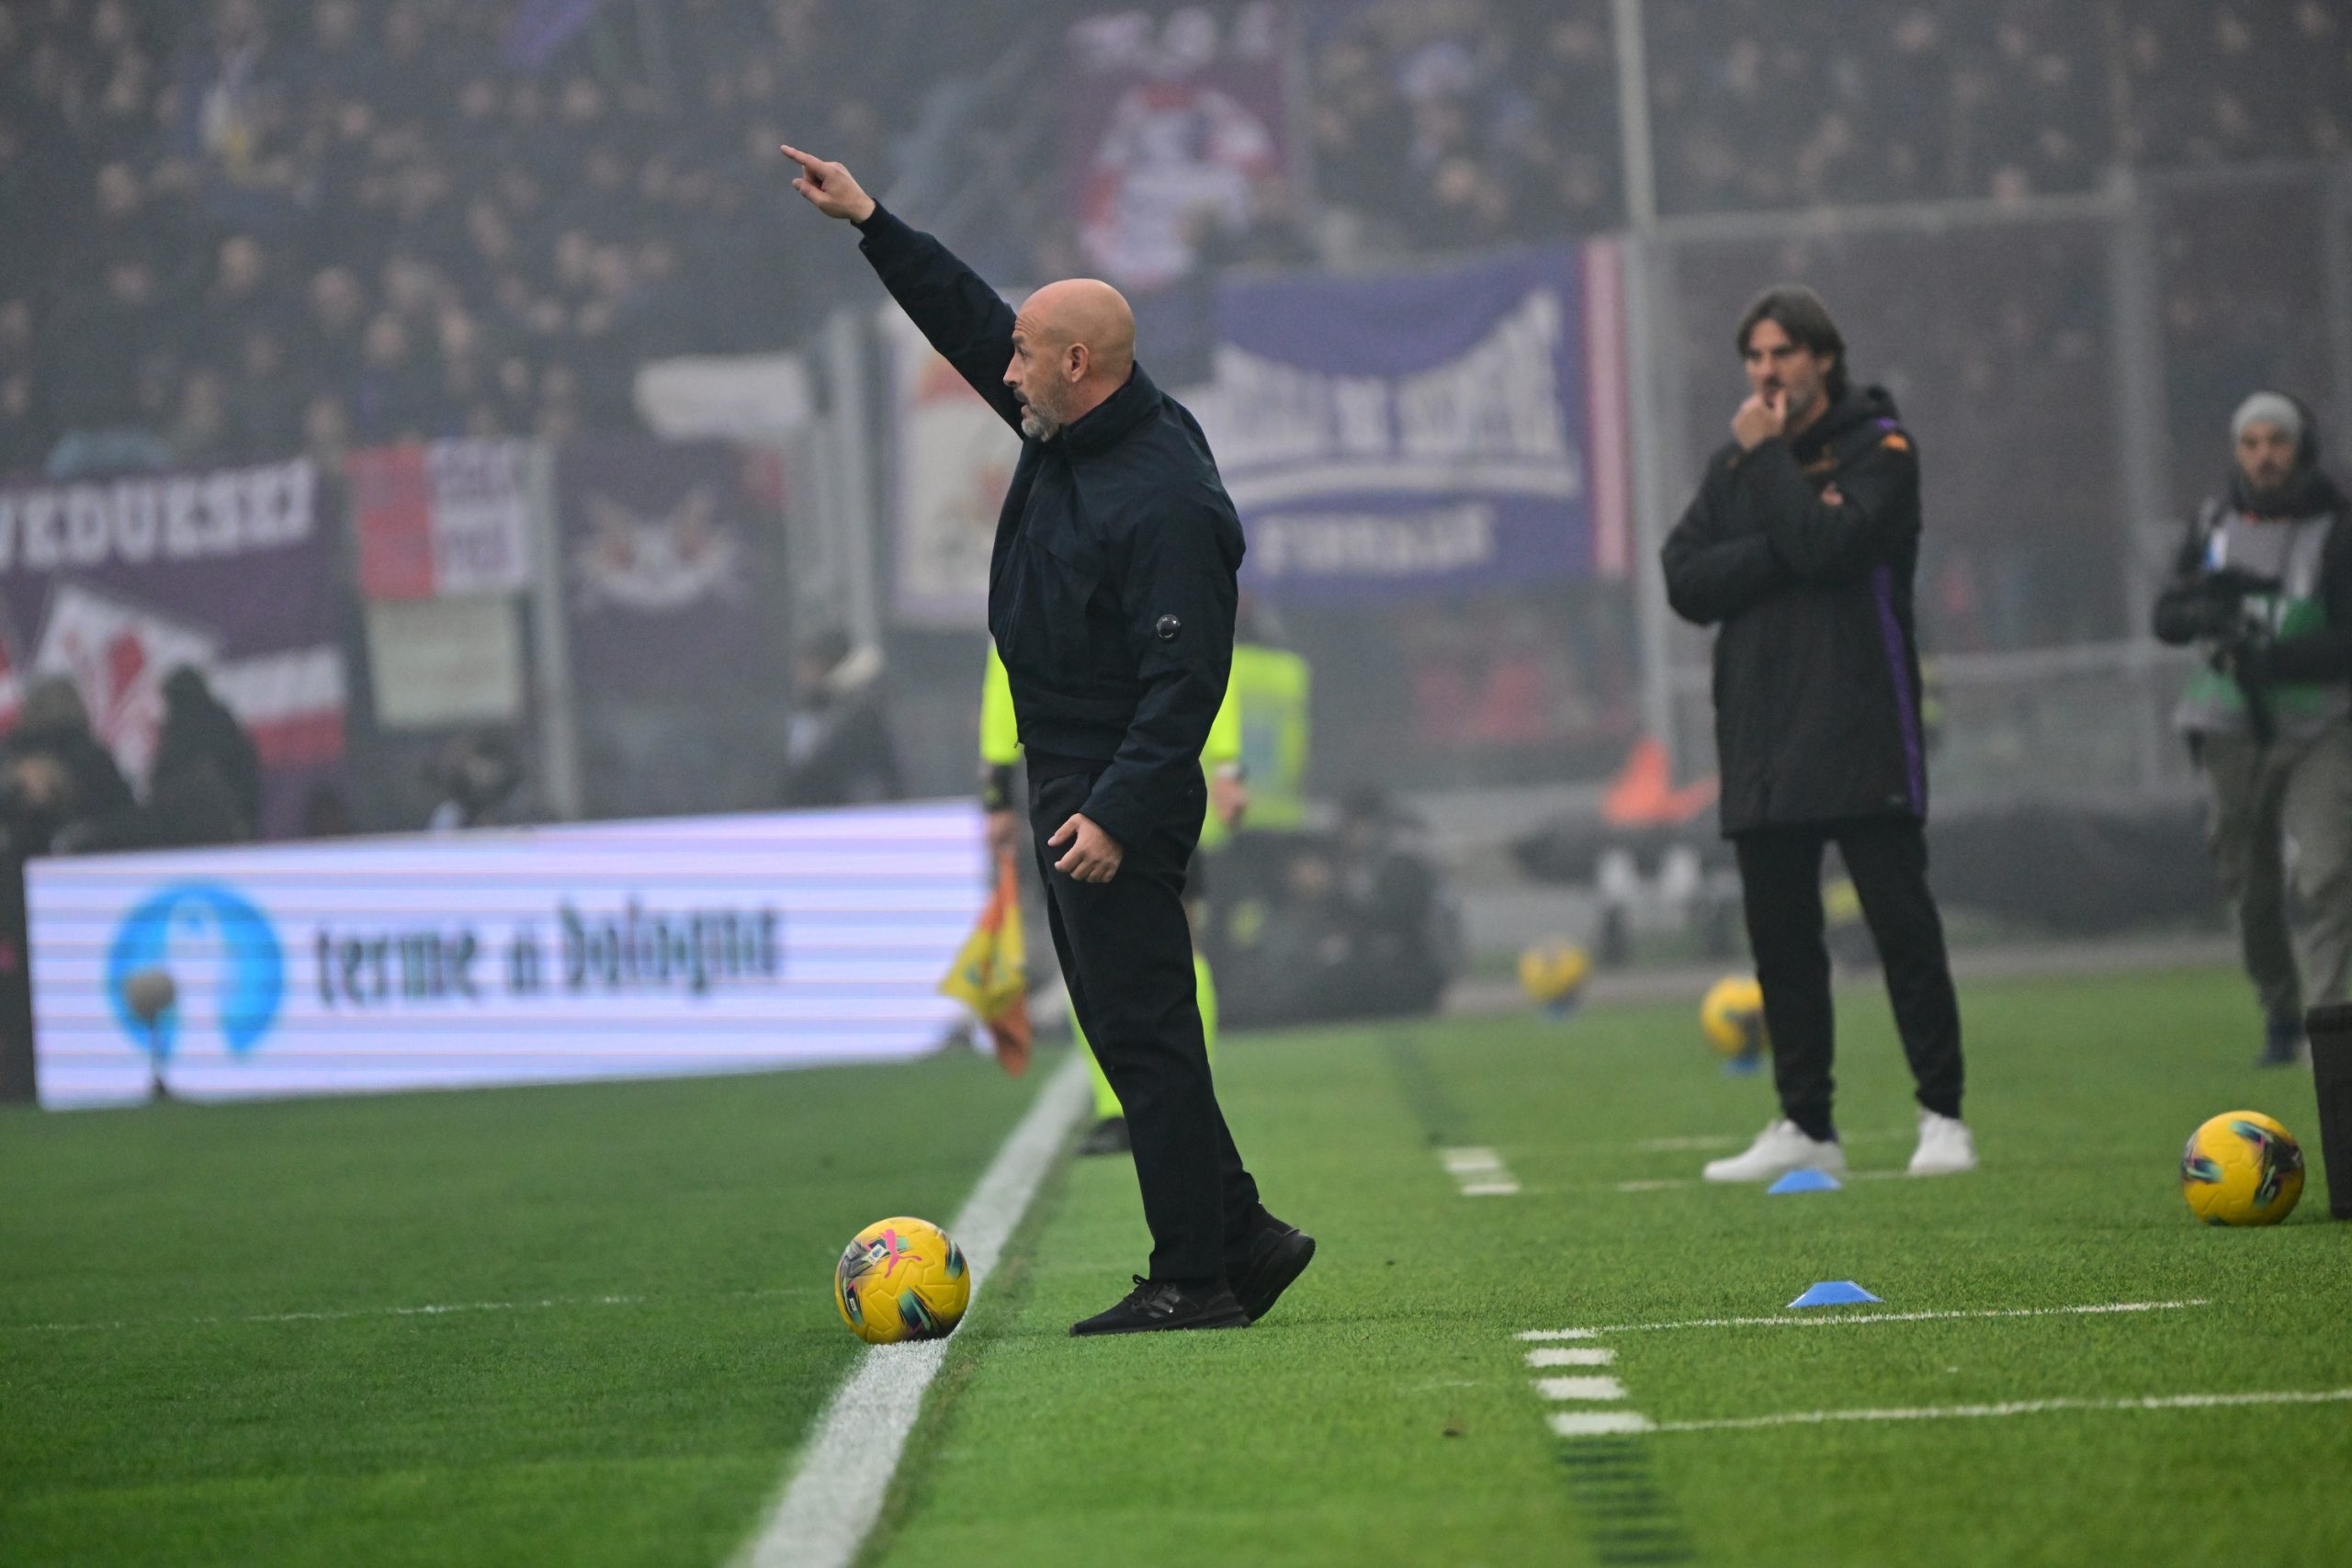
[0,459,348,834]
[1200,241,1632,604]
[553,436,786,700]
[349,439,534,602]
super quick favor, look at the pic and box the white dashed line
[1646,1388,2352,1435]
[1527,1348,1616,1369]
[1550,1411,1658,1437]
[1440,1146,1521,1197]
[1535,1375,1630,1402]
[1520,1300,2210,1339]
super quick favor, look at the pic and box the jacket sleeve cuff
[854,204,913,260]
[1076,787,1152,858]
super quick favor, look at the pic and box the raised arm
[781,143,1023,431]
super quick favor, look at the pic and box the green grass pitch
[6,964,2349,1566]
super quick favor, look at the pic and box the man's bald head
[1005,277,1136,441]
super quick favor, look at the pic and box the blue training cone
[1767,1168,1843,1194]
[1788,1280,1882,1309]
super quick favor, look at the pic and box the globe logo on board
[106,883,284,1059]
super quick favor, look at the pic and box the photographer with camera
[2154,391,2352,1066]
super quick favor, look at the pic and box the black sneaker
[1227,1216,1316,1324]
[1069,1277,1250,1337]
[1076,1116,1131,1156]
[2258,1014,2309,1068]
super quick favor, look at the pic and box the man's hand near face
[1049,812,1125,883]
[1733,388,1789,450]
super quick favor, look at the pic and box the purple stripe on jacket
[1871,564,1926,815]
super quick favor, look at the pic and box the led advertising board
[27,802,987,1108]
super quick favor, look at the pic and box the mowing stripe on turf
[1643,1388,2352,1434]
[735,1050,1089,1568]
[1520,1299,2208,1338]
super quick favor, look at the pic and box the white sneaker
[1907,1110,1977,1176]
[1702,1119,1847,1183]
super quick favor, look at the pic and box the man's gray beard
[1019,405,1060,442]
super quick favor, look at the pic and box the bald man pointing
[784,145,1313,1335]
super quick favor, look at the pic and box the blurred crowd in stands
[0,0,2346,484]
[0,0,957,479]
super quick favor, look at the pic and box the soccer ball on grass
[833,1216,971,1342]
[2179,1111,2303,1226]
[1701,976,1769,1058]
[1519,938,1592,1017]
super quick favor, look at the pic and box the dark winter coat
[855,204,1245,852]
[1661,386,1929,836]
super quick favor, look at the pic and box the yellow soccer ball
[1701,976,1768,1056]
[833,1216,972,1343]
[1519,939,1592,1013]
[2180,1111,2304,1226]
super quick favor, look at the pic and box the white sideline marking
[8,1285,825,1335]
[737,1052,1089,1568]
[1438,1145,1521,1198]
[1528,1348,1615,1369]
[1551,1411,1658,1437]
[1535,1375,1629,1402]
[1648,1388,2352,1435]
[1522,1300,2210,1339]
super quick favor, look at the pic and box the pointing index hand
[779,143,876,223]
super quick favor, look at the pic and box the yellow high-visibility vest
[1226,643,1310,829]
[980,644,1244,840]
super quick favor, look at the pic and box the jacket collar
[1058,364,1159,457]
[1792,385,1899,462]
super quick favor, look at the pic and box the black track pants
[1029,765,1263,1282]
[1734,817,1964,1142]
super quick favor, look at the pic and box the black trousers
[1735,817,1964,1142]
[1029,763,1263,1283]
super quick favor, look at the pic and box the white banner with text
[28,802,987,1108]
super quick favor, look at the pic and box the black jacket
[1661,386,1928,836]
[856,205,1244,852]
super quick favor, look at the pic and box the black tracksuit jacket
[1660,386,1929,836]
[855,205,1244,852]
